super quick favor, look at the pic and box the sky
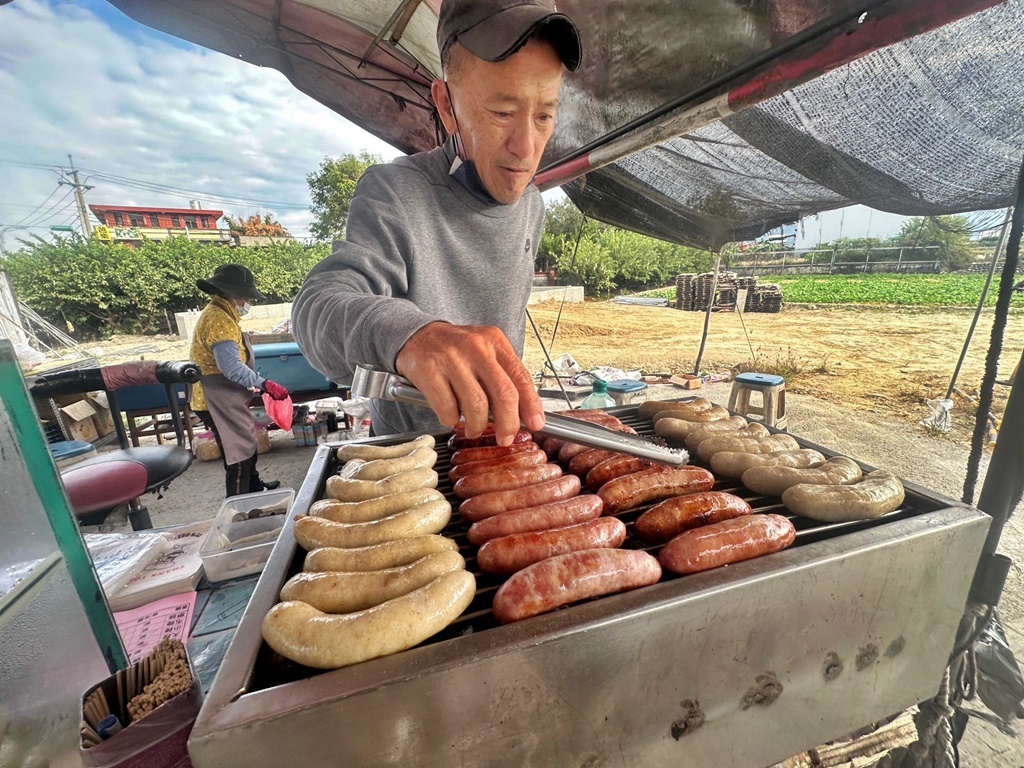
[0,0,915,249]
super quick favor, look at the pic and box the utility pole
[60,154,94,237]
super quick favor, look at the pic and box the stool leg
[728,385,740,412]
[736,388,751,419]
[764,389,777,428]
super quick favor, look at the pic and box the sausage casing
[281,551,466,613]
[325,467,438,502]
[695,433,800,462]
[261,571,475,669]
[294,499,451,550]
[477,517,626,574]
[685,422,769,452]
[741,456,862,497]
[585,455,657,492]
[448,425,532,450]
[459,474,582,522]
[598,466,715,515]
[453,463,563,500]
[448,449,547,481]
[338,446,438,481]
[638,399,711,419]
[303,535,458,572]
[634,492,753,544]
[654,415,746,443]
[568,449,622,477]
[782,470,905,522]
[467,494,604,545]
[492,548,662,624]
[709,448,826,479]
[658,514,796,575]
[309,488,445,524]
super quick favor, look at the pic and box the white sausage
[741,456,862,497]
[281,551,466,613]
[654,415,746,442]
[325,467,438,502]
[303,536,458,572]
[294,499,451,550]
[309,488,445,524]
[685,422,769,451]
[782,470,905,522]
[261,571,476,669]
[710,449,827,479]
[695,433,799,462]
[338,446,437,481]
[336,434,435,462]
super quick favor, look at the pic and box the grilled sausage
[634,492,753,544]
[449,441,539,466]
[492,549,662,623]
[448,449,547,481]
[336,434,435,462]
[558,441,592,464]
[654,405,730,424]
[294,499,451,550]
[338,446,438,481]
[585,455,657,492]
[685,422,769,452]
[281,551,466,613]
[710,448,827,479]
[448,425,532,450]
[658,514,796,575]
[741,456,862,497]
[638,399,712,419]
[568,449,622,477]
[552,408,625,427]
[696,433,800,462]
[654,415,747,443]
[310,488,445,524]
[467,494,604,545]
[325,467,438,502]
[541,436,566,459]
[262,571,476,669]
[599,465,715,515]
[782,470,905,522]
[453,463,563,500]
[477,517,627,574]
[303,535,458,573]
[459,474,582,522]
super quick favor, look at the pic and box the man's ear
[431,79,458,137]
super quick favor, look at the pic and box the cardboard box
[60,397,101,443]
[87,391,117,437]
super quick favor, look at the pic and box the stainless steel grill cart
[188,407,988,768]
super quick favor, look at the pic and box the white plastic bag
[920,398,953,433]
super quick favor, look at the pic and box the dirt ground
[79,300,1023,765]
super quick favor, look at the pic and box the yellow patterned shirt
[190,296,246,411]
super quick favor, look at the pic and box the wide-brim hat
[438,0,582,72]
[196,263,266,301]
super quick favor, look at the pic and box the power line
[80,168,310,209]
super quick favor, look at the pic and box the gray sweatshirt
[293,140,545,436]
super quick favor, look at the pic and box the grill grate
[250,407,942,688]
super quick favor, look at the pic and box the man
[293,0,582,446]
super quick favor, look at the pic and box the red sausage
[450,441,539,466]
[453,464,563,500]
[585,455,657,492]
[541,437,565,459]
[658,514,796,575]
[635,492,753,544]
[467,495,604,545]
[558,441,593,464]
[599,466,715,515]
[459,475,582,523]
[449,449,546,481]
[478,517,626,574]
[492,548,663,623]
[448,425,532,450]
[568,449,622,477]
[552,409,624,427]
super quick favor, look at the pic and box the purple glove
[262,380,289,401]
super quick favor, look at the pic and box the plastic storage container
[251,342,336,393]
[579,379,615,410]
[200,488,294,583]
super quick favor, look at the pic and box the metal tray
[189,405,989,768]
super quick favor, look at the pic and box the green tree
[307,151,382,242]
[893,215,973,271]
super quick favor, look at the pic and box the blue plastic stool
[728,373,787,429]
[605,379,648,407]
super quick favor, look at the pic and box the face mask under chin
[238,301,252,316]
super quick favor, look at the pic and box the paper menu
[114,591,197,664]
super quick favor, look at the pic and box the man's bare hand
[395,322,545,445]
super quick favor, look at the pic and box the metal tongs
[350,365,689,466]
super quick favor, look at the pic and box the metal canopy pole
[692,248,723,376]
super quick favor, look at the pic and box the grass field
[646,273,1024,307]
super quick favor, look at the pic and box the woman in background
[190,264,289,497]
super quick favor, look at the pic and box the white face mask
[238,301,252,316]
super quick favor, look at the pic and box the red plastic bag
[262,393,294,431]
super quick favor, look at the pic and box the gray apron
[202,333,258,465]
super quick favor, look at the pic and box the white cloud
[0,0,401,240]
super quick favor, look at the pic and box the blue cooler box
[252,342,337,394]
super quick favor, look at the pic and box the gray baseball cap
[437,0,582,72]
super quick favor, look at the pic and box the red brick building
[88,204,229,244]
